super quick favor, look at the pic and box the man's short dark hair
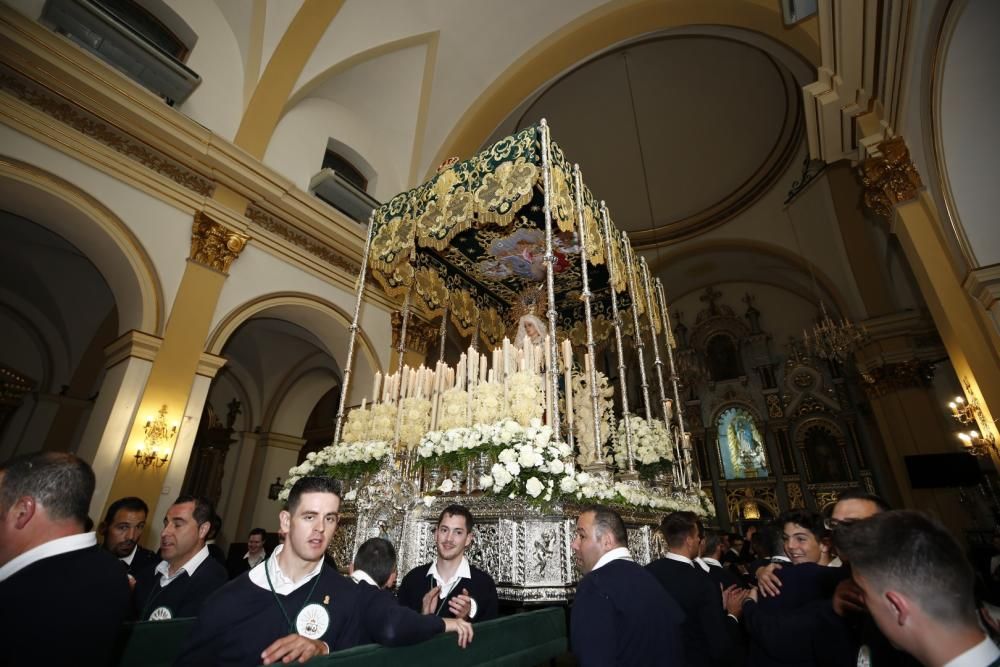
[248,527,267,540]
[172,494,215,527]
[583,505,627,546]
[207,513,222,539]
[661,511,703,548]
[284,477,341,514]
[835,489,890,513]
[778,509,826,540]
[703,529,724,556]
[0,452,94,525]
[754,522,783,558]
[353,537,397,588]
[438,504,474,532]
[102,496,149,527]
[835,511,976,626]
[727,532,743,544]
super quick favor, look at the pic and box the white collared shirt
[0,532,96,582]
[592,547,633,573]
[429,556,478,618]
[121,544,138,566]
[694,557,711,573]
[702,557,723,568]
[771,555,792,564]
[942,636,1000,667]
[351,569,379,587]
[154,544,209,587]
[665,551,696,567]
[249,544,323,595]
[244,550,267,569]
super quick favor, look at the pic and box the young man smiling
[132,495,227,620]
[397,504,499,623]
[177,477,472,666]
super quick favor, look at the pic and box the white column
[219,430,257,544]
[245,432,305,533]
[82,332,159,521]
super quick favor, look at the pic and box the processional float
[282,121,714,603]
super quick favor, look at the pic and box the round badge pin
[296,603,330,639]
[149,606,173,621]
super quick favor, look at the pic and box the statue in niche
[717,407,769,480]
[706,334,743,381]
[804,427,848,483]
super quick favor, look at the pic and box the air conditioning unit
[41,0,201,105]
[780,0,818,25]
[309,169,380,224]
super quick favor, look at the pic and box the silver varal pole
[538,119,561,441]
[600,203,634,472]
[572,164,603,463]
[333,213,376,446]
[437,306,448,364]
[623,234,652,421]
[640,257,668,420]
[655,278,691,489]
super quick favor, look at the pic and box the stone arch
[206,292,383,407]
[792,415,852,484]
[0,156,163,335]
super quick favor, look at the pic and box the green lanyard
[264,559,324,635]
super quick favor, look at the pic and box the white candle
[372,372,381,404]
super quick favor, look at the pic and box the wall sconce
[957,430,998,459]
[948,396,978,426]
[267,477,284,500]
[135,404,176,469]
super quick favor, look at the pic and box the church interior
[1,0,999,563]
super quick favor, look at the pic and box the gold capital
[860,136,923,220]
[190,212,248,274]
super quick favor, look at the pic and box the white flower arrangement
[613,414,674,475]
[562,470,713,517]
[572,370,615,466]
[277,439,390,501]
[340,405,370,444]
[507,371,544,426]
[398,397,432,449]
[437,388,470,430]
[472,382,506,425]
[368,403,398,442]
[479,420,572,503]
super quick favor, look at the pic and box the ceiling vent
[41,0,201,105]
[309,169,380,224]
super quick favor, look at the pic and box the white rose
[479,475,494,489]
[423,495,435,507]
[549,459,565,475]
[525,477,544,498]
[439,479,454,493]
[344,489,357,501]
[504,461,521,477]
[576,472,591,485]
[498,448,517,465]
[517,447,538,468]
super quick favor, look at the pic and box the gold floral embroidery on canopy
[414,266,449,317]
[479,307,508,348]
[449,289,479,337]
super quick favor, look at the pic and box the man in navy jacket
[571,505,684,666]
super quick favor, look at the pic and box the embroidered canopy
[368,124,660,347]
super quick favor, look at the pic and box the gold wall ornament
[390,312,437,356]
[0,66,215,197]
[786,482,805,509]
[190,213,248,274]
[860,136,923,220]
[859,359,934,398]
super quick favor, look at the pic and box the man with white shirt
[0,452,130,666]
[229,527,268,578]
[177,477,471,666]
[700,529,743,590]
[133,494,227,620]
[397,504,499,623]
[647,511,746,667]
[837,510,999,667]
[350,536,398,589]
[570,505,684,666]
[100,495,159,578]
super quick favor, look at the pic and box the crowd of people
[0,450,996,666]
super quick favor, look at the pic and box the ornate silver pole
[572,164,603,464]
[623,234,652,421]
[600,204,634,472]
[655,278,691,489]
[538,119,561,441]
[437,306,448,364]
[333,213,376,446]
[640,257,668,419]
[393,247,416,458]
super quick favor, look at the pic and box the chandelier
[803,301,869,363]
[135,404,175,469]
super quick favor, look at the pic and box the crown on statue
[508,284,546,332]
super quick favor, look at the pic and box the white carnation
[525,477,544,498]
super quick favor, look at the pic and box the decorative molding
[190,212,248,274]
[785,481,805,509]
[256,432,307,452]
[196,352,228,379]
[859,359,935,398]
[103,330,162,368]
[391,312,438,356]
[964,264,1000,324]
[245,204,361,277]
[0,65,214,196]
[860,136,924,220]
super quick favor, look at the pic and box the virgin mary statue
[514,313,547,349]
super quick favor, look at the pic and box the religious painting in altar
[716,406,769,479]
[799,423,851,483]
